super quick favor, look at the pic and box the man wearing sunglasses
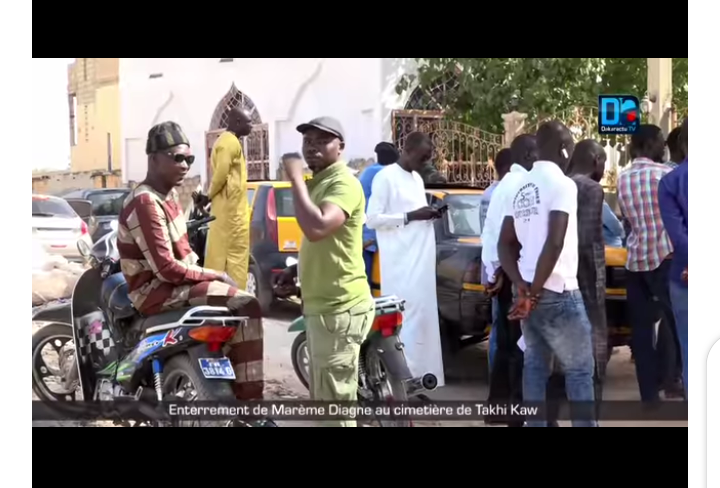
[118,121,267,404]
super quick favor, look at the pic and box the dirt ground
[262,303,687,428]
[32,302,687,428]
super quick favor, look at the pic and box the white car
[32,194,93,262]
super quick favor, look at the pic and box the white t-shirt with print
[481,164,528,282]
[504,160,579,293]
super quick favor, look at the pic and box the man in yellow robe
[205,108,253,290]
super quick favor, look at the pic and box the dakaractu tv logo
[598,95,640,134]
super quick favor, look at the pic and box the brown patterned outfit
[546,175,607,420]
[117,183,264,400]
[572,175,608,381]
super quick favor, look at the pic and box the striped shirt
[118,184,222,314]
[617,158,674,272]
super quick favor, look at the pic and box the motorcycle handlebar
[187,215,216,232]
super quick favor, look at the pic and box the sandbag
[32,267,85,305]
[31,236,87,305]
[32,236,53,272]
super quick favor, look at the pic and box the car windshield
[87,191,128,217]
[32,197,77,218]
[445,194,482,236]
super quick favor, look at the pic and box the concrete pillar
[647,58,673,136]
[502,111,529,147]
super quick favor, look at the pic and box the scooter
[31,218,255,427]
[284,257,438,427]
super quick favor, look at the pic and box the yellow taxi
[369,186,630,356]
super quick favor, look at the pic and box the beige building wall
[31,170,124,196]
[68,58,121,173]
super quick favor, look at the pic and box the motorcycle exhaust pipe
[421,373,438,391]
[405,373,438,397]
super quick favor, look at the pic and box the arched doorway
[205,84,270,185]
[391,72,458,151]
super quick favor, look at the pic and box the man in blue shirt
[359,142,399,286]
[602,201,625,247]
[658,119,688,397]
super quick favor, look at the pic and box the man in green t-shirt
[273,116,374,427]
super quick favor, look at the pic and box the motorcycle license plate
[198,358,236,380]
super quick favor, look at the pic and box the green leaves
[398,58,689,133]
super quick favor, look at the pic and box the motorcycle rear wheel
[364,346,412,428]
[291,331,412,427]
[162,354,237,427]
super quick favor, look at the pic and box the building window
[68,94,77,146]
[209,84,262,130]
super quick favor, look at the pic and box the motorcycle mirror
[77,239,91,257]
[286,257,298,267]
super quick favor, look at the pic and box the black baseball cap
[296,116,345,142]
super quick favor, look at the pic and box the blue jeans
[488,296,499,371]
[669,281,688,397]
[522,289,597,427]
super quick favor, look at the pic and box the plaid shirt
[571,175,608,379]
[617,158,674,272]
[118,184,222,314]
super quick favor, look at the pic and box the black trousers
[626,259,682,402]
[485,274,524,427]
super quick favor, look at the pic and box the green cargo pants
[305,299,375,427]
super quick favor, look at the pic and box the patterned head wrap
[145,121,190,154]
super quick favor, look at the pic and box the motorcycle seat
[130,308,193,334]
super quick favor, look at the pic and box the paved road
[32,302,686,427]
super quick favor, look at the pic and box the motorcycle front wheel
[32,322,81,403]
[291,332,310,390]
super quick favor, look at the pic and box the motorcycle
[284,258,438,427]
[31,217,256,427]
[187,197,211,267]
[31,215,215,327]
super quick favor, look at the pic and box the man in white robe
[366,132,446,387]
